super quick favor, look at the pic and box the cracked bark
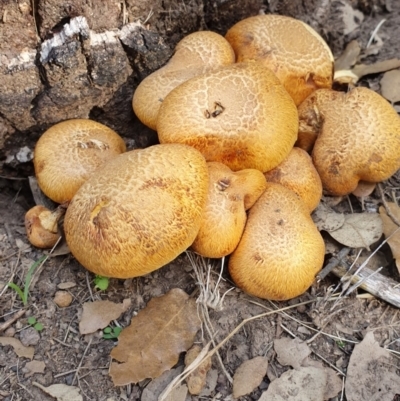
[0,0,386,174]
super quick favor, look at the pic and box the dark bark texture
[0,0,390,174]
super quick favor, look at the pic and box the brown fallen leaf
[379,203,400,272]
[380,69,400,103]
[184,345,212,395]
[259,366,328,401]
[110,288,201,386]
[24,359,46,377]
[312,202,345,232]
[79,298,131,335]
[327,213,383,249]
[345,331,400,401]
[232,356,268,398]
[274,337,310,370]
[0,336,34,359]
[33,382,83,401]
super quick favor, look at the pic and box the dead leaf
[164,385,188,401]
[0,336,34,359]
[57,281,76,290]
[110,288,201,386]
[274,337,311,370]
[32,382,83,401]
[184,345,212,395]
[259,366,327,401]
[303,360,342,400]
[328,213,383,249]
[141,366,183,401]
[232,356,268,398]
[379,204,400,272]
[312,203,345,232]
[24,359,46,377]
[345,331,400,401]
[79,298,131,335]
[380,69,400,103]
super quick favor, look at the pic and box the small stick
[378,183,400,226]
[317,247,351,281]
[71,337,93,386]
[0,308,26,332]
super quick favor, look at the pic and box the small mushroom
[64,144,209,279]
[34,119,126,204]
[264,147,322,212]
[225,15,334,105]
[25,205,65,249]
[192,162,267,258]
[229,183,325,301]
[157,62,298,172]
[132,31,235,130]
[299,87,400,196]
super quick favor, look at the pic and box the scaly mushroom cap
[228,183,325,301]
[25,205,64,249]
[34,119,126,204]
[64,144,209,279]
[192,162,267,258]
[264,147,322,212]
[157,62,298,172]
[225,15,334,105]
[308,87,400,196]
[132,31,235,130]
[296,89,341,152]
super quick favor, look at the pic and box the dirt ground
[2,3,400,401]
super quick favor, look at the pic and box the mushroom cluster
[26,14,400,301]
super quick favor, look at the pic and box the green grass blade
[7,282,26,305]
[23,255,48,305]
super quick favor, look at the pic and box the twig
[378,183,400,226]
[366,19,386,49]
[317,247,351,281]
[0,309,26,332]
[71,337,92,386]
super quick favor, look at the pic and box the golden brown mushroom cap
[157,62,298,172]
[228,183,325,301]
[309,87,400,196]
[132,31,235,130]
[192,162,267,258]
[225,14,334,105]
[64,144,209,279]
[264,147,322,212]
[34,119,126,204]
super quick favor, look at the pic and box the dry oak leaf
[33,382,82,401]
[232,356,269,398]
[0,336,34,359]
[24,359,46,377]
[79,298,131,335]
[110,288,201,386]
[184,345,212,395]
[312,202,345,232]
[380,69,400,103]
[327,212,383,249]
[274,337,311,370]
[379,203,400,272]
[259,366,329,401]
[345,331,400,401]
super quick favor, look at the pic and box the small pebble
[54,291,73,307]
[20,327,40,346]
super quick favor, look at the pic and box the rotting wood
[331,264,400,309]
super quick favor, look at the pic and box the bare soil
[1,2,400,401]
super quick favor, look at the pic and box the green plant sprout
[7,255,47,306]
[94,275,109,291]
[27,316,44,332]
[103,326,122,340]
